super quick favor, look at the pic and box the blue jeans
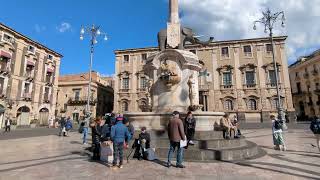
[82,127,88,144]
[113,142,124,165]
[167,141,184,165]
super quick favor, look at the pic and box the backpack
[66,121,72,130]
[143,148,157,161]
[310,119,320,134]
[274,120,283,130]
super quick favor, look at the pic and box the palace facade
[56,72,114,122]
[114,36,295,122]
[289,49,320,121]
[0,23,62,127]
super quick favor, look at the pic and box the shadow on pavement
[269,153,320,167]
[234,161,320,180]
[0,157,88,173]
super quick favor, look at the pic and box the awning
[47,68,54,73]
[27,60,35,66]
[0,50,11,59]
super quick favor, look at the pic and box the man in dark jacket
[111,117,130,168]
[184,111,196,145]
[310,116,320,152]
[59,117,67,136]
[167,111,186,168]
[133,127,151,160]
[91,117,103,160]
[4,117,12,132]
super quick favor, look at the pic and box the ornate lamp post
[253,9,286,122]
[80,25,108,119]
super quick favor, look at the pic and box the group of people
[220,113,241,139]
[58,117,73,136]
[79,113,135,168]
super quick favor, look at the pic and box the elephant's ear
[182,27,192,35]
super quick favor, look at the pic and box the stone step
[154,140,260,161]
[150,138,247,150]
[135,130,224,140]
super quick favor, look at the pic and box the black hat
[172,111,180,116]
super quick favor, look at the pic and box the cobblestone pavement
[0,128,319,180]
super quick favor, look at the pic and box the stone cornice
[0,23,63,58]
[114,36,287,54]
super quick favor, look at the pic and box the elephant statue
[157,27,214,51]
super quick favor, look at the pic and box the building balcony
[0,65,10,75]
[303,73,309,79]
[45,77,53,86]
[22,93,32,101]
[43,97,50,103]
[221,85,233,89]
[244,84,256,89]
[119,89,130,93]
[137,88,147,92]
[199,84,210,91]
[314,89,320,94]
[68,96,96,105]
[24,71,34,81]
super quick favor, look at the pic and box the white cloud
[56,22,72,33]
[179,0,320,64]
[34,24,46,33]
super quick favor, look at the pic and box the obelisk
[167,0,181,49]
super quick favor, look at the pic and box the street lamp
[253,8,286,122]
[80,25,108,119]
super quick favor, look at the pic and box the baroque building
[56,72,114,122]
[0,23,62,127]
[289,49,320,121]
[114,36,295,122]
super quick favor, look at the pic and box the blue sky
[2,0,319,76]
[0,0,168,75]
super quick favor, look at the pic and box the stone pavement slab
[0,128,319,180]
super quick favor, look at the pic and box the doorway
[17,106,30,125]
[39,108,49,125]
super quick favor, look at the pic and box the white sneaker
[83,143,88,145]
[189,140,195,145]
[282,146,287,151]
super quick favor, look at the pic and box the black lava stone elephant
[157,27,214,51]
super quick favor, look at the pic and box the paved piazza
[0,127,319,180]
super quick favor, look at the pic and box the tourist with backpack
[310,116,320,152]
[271,115,287,151]
[65,117,73,136]
[111,116,130,169]
[82,114,90,145]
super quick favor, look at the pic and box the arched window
[248,99,257,110]
[224,99,234,110]
[121,101,129,112]
[139,101,147,112]
[271,98,284,110]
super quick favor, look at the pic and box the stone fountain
[125,0,264,161]
[126,0,223,131]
